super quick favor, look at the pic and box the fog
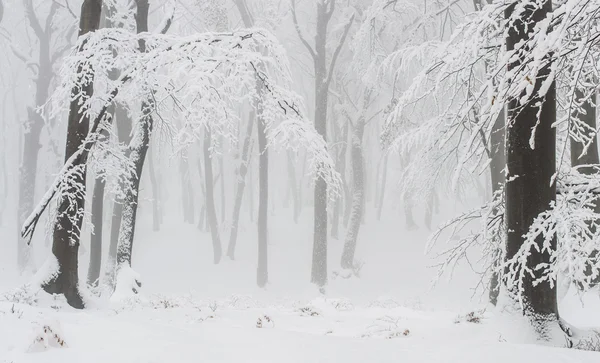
[1,0,600,361]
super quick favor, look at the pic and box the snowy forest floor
[2,205,600,362]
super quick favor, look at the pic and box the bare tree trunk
[257,108,269,287]
[287,150,301,223]
[148,145,161,231]
[291,0,355,286]
[341,121,365,269]
[376,154,388,221]
[115,0,153,271]
[180,154,194,224]
[227,111,254,259]
[204,127,222,264]
[196,156,207,231]
[505,0,559,337]
[331,123,349,238]
[43,0,102,309]
[248,163,255,223]
[88,175,105,286]
[17,2,58,272]
[219,138,226,223]
[232,0,269,285]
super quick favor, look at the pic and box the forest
[1,0,600,361]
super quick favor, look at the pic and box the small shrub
[574,331,600,352]
[256,315,274,328]
[454,310,484,324]
[297,306,321,317]
[28,324,67,352]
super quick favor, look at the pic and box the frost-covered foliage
[377,0,600,302]
[22,26,341,243]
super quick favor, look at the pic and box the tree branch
[325,13,354,88]
[291,0,317,60]
[24,0,45,40]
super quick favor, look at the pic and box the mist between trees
[1,0,600,350]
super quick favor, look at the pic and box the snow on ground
[1,203,600,362]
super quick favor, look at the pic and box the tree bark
[43,0,102,309]
[287,150,302,223]
[227,111,254,259]
[232,0,269,285]
[88,174,105,287]
[505,0,559,336]
[310,1,331,288]
[570,92,600,286]
[148,145,161,231]
[257,106,269,288]
[115,0,153,269]
[341,120,365,269]
[106,104,131,288]
[488,109,505,306]
[331,123,349,238]
[376,154,388,221]
[204,127,222,264]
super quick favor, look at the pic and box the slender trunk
[311,91,329,286]
[331,123,349,238]
[17,14,54,272]
[148,145,161,231]
[341,121,365,269]
[180,154,194,223]
[44,0,102,309]
[219,138,226,223]
[287,150,301,223]
[196,156,207,231]
[204,127,222,264]
[376,154,388,221]
[505,0,559,336]
[257,108,269,287]
[248,163,255,222]
[227,111,254,259]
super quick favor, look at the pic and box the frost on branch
[24,26,340,243]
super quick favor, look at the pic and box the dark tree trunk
[341,121,365,269]
[43,0,102,309]
[505,0,559,336]
[488,109,505,306]
[570,92,600,286]
[204,127,222,264]
[116,0,153,268]
[227,111,254,260]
